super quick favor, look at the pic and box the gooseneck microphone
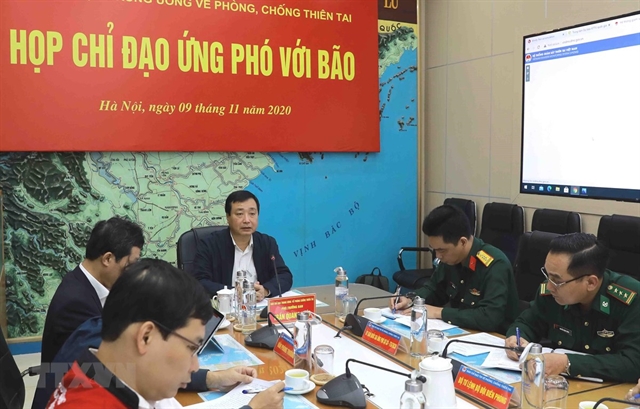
[343,293,416,337]
[271,255,283,297]
[244,311,294,350]
[317,358,425,409]
[594,397,638,408]
[440,339,524,359]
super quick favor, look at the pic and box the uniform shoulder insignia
[607,283,637,305]
[540,282,552,296]
[476,250,494,267]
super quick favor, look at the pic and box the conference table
[176,284,638,408]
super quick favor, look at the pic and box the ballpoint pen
[392,286,401,314]
[515,327,521,348]
[242,387,293,394]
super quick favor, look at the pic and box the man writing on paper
[192,190,292,301]
[47,259,284,409]
[505,233,640,383]
[391,205,519,333]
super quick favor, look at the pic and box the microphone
[317,358,425,409]
[244,311,294,350]
[594,397,638,408]
[272,255,283,297]
[441,339,524,359]
[343,293,416,337]
[260,255,283,319]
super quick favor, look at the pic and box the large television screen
[520,11,640,202]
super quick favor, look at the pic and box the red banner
[0,0,379,152]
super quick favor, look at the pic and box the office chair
[392,198,476,290]
[478,202,525,265]
[597,215,640,280]
[513,231,560,312]
[177,225,227,274]
[0,330,25,409]
[531,208,581,234]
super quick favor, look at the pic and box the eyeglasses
[540,267,588,288]
[151,320,202,356]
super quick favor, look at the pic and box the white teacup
[285,369,310,391]
[363,307,382,321]
[579,402,608,409]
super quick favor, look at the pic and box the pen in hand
[242,387,292,394]
[392,286,401,314]
[515,327,521,348]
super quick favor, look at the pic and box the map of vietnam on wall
[0,1,417,338]
[0,0,379,152]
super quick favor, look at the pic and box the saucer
[367,316,386,324]
[285,379,315,395]
[219,319,231,329]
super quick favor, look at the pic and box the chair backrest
[532,208,581,234]
[514,231,560,303]
[479,202,525,265]
[0,330,25,409]
[177,226,227,274]
[443,198,477,235]
[597,215,640,280]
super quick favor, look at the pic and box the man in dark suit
[40,216,144,365]
[192,190,292,300]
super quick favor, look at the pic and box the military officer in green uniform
[505,233,640,383]
[392,205,519,334]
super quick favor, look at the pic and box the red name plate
[274,333,294,366]
[361,322,402,355]
[454,366,514,409]
[267,294,316,324]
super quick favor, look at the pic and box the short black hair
[225,190,260,215]
[422,205,472,244]
[101,258,214,341]
[85,217,144,262]
[549,233,609,278]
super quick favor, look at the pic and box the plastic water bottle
[294,311,313,372]
[238,271,256,334]
[399,376,426,409]
[334,266,349,318]
[410,297,428,357]
[521,344,545,409]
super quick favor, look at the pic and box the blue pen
[515,327,521,348]
[633,393,640,401]
[242,387,293,394]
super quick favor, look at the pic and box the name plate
[454,366,514,409]
[267,294,316,324]
[273,333,295,366]
[362,322,402,355]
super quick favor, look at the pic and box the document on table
[447,332,506,356]
[380,308,458,330]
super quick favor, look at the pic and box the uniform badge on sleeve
[597,329,615,338]
[607,283,637,305]
[476,250,494,267]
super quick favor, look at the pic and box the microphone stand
[441,339,524,358]
[594,397,638,408]
[343,293,416,337]
[259,255,283,319]
[317,358,425,409]
[244,311,294,350]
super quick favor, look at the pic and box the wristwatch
[564,357,571,376]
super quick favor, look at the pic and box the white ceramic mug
[363,307,382,321]
[213,286,234,314]
[285,369,310,391]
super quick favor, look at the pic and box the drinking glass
[313,345,335,375]
[342,295,358,315]
[427,329,446,355]
[543,375,568,409]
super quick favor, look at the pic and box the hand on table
[625,378,640,402]
[206,366,257,391]
[254,282,269,302]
